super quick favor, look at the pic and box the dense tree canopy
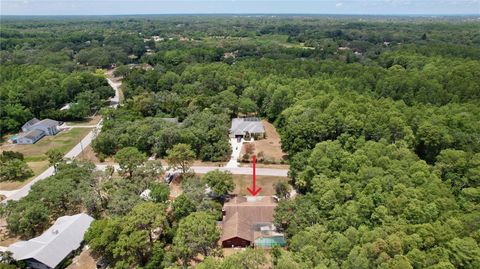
[1,15,479,269]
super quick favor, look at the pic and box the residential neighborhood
[1,10,479,269]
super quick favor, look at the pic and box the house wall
[17,137,34,144]
[35,126,58,136]
[17,132,45,144]
[222,237,251,248]
[25,259,51,269]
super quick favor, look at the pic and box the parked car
[164,170,180,184]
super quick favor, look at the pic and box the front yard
[231,174,288,196]
[240,120,288,167]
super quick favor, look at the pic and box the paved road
[0,75,289,203]
[107,78,121,108]
[192,166,288,177]
[3,166,56,202]
[1,76,120,203]
[96,164,288,177]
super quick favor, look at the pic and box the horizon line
[1,13,479,17]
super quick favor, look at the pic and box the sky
[1,0,480,16]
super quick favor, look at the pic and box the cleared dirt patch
[231,174,288,196]
[240,120,288,168]
[75,145,115,164]
[0,218,19,247]
[66,248,96,269]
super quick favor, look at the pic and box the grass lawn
[231,174,288,196]
[0,128,92,190]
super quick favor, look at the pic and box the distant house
[8,213,94,269]
[230,118,265,140]
[21,118,40,132]
[16,129,46,145]
[221,196,285,248]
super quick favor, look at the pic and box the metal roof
[34,119,60,128]
[21,118,40,129]
[8,213,94,268]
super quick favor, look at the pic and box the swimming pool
[254,236,286,248]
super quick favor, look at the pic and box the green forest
[0,15,479,269]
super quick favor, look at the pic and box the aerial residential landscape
[0,1,479,268]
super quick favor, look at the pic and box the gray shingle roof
[34,119,60,128]
[230,118,265,136]
[21,118,40,130]
[19,129,45,140]
[8,213,94,268]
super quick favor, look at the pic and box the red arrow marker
[247,155,262,196]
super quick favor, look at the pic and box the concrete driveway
[226,137,242,168]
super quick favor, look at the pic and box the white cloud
[336,2,343,7]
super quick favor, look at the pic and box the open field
[231,174,288,196]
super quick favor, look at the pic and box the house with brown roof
[221,196,285,248]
